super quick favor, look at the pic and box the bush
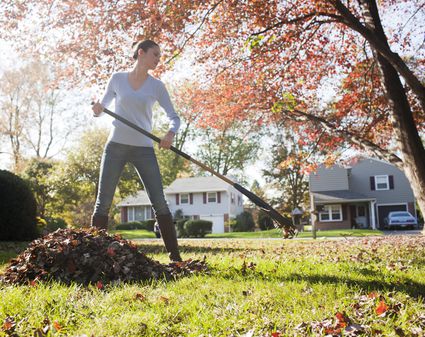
[44,217,68,233]
[0,170,38,241]
[115,221,142,230]
[184,220,212,238]
[232,211,255,232]
[176,219,188,238]
[257,211,275,230]
[140,219,156,231]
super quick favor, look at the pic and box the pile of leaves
[0,228,207,286]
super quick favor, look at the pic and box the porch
[310,190,377,230]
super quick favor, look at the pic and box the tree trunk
[359,0,425,230]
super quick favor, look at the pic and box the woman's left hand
[159,131,175,149]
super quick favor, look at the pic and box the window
[357,205,366,217]
[180,193,189,204]
[231,193,235,204]
[237,195,242,206]
[319,204,342,222]
[207,192,217,203]
[375,175,389,190]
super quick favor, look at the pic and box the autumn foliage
[0,0,424,218]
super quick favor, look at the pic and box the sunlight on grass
[1,236,424,336]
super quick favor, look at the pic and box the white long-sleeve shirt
[100,72,180,147]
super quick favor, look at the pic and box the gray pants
[93,141,170,218]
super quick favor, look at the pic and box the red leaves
[96,281,104,290]
[376,300,389,316]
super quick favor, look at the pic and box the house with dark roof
[117,175,245,233]
[309,157,416,230]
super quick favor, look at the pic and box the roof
[312,190,376,203]
[164,176,232,194]
[116,190,151,207]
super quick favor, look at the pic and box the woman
[92,40,182,262]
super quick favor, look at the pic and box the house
[309,157,416,230]
[117,175,245,233]
[116,190,154,223]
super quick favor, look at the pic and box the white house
[116,176,245,233]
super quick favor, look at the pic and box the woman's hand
[92,101,104,117]
[159,131,175,149]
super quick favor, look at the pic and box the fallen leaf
[335,311,349,328]
[53,320,62,331]
[135,292,146,301]
[368,292,379,299]
[159,296,169,304]
[106,247,116,257]
[2,316,16,332]
[376,300,389,316]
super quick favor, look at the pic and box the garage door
[377,204,407,229]
[200,215,224,234]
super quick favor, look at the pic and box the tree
[20,158,59,219]
[263,130,316,214]
[1,0,424,225]
[0,59,88,171]
[195,122,261,177]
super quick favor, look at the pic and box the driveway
[382,229,423,236]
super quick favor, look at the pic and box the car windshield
[391,212,411,217]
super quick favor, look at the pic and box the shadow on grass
[216,265,425,299]
[137,243,250,255]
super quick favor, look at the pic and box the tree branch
[164,0,224,65]
[288,108,403,167]
[330,0,425,110]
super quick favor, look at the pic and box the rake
[98,106,297,238]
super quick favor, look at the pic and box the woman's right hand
[92,101,104,117]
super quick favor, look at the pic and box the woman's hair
[132,40,159,60]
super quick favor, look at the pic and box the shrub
[232,211,255,232]
[140,219,156,231]
[257,211,275,230]
[176,219,188,238]
[115,221,142,230]
[184,220,212,238]
[44,217,68,233]
[174,209,184,220]
[0,170,38,241]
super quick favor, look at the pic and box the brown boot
[156,213,182,262]
[91,214,108,230]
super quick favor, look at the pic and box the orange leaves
[375,300,389,316]
[2,317,16,334]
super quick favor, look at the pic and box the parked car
[384,211,417,229]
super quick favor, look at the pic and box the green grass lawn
[1,236,424,336]
[111,228,383,240]
[206,228,383,239]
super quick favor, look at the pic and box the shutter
[176,194,179,205]
[121,207,128,223]
[342,205,347,220]
[203,192,207,204]
[370,176,375,190]
[190,193,193,204]
[217,191,221,203]
[389,175,394,189]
